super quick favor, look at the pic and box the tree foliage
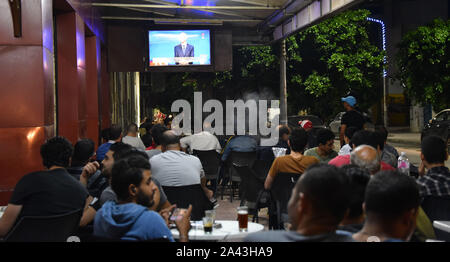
[395,18,450,111]
[286,9,385,121]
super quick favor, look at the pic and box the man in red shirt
[329,130,395,171]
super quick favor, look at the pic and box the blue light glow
[367,17,387,77]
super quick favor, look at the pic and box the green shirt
[304,147,338,163]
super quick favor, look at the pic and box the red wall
[0,0,55,204]
[0,1,108,204]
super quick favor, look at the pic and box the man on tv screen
[174,32,194,65]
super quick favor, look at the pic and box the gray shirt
[244,230,355,242]
[150,150,204,187]
[99,178,168,210]
[146,149,162,159]
[122,135,146,151]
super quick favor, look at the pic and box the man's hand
[159,204,176,227]
[80,161,100,186]
[205,189,214,200]
[175,204,192,242]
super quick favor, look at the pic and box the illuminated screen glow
[148,30,211,66]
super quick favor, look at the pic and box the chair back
[229,151,257,167]
[232,164,264,204]
[252,159,273,181]
[228,151,257,182]
[4,209,83,242]
[271,173,302,214]
[193,150,220,180]
[162,184,213,221]
[422,196,450,241]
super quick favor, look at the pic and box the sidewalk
[386,131,421,148]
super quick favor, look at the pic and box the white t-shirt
[338,144,352,156]
[180,131,221,154]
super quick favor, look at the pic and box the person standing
[339,96,365,148]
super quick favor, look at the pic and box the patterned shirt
[416,166,450,198]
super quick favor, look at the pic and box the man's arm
[264,175,275,190]
[0,204,22,237]
[339,124,347,148]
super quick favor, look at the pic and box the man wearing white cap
[340,96,365,148]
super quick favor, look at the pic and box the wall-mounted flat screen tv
[148,29,211,67]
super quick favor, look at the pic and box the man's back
[94,201,173,241]
[122,136,146,151]
[180,131,221,154]
[9,168,88,219]
[342,110,365,130]
[150,150,203,187]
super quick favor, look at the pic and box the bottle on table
[398,152,410,176]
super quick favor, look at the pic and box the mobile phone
[169,208,186,222]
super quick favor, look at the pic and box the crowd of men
[0,95,448,242]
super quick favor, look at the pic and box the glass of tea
[203,216,213,234]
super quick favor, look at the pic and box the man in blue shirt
[221,135,257,162]
[94,154,192,241]
[96,125,122,162]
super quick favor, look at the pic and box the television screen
[148,30,211,66]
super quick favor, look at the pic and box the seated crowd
[0,121,448,242]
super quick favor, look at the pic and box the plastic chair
[192,150,220,181]
[270,173,302,229]
[162,184,213,221]
[4,209,83,242]
[232,164,265,222]
[422,196,450,241]
[222,151,257,202]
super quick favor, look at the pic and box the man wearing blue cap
[340,96,365,147]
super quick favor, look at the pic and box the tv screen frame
[145,27,215,72]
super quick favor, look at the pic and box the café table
[171,220,264,241]
[433,221,450,233]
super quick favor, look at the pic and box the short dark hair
[288,128,308,153]
[109,142,133,161]
[375,126,388,142]
[161,130,180,146]
[373,130,385,151]
[278,125,290,137]
[111,156,150,201]
[350,130,378,149]
[126,123,138,133]
[296,164,351,223]
[109,125,122,140]
[345,126,358,140]
[150,124,169,146]
[365,170,420,220]
[141,133,153,148]
[421,135,447,164]
[101,128,110,141]
[40,136,73,169]
[340,165,370,219]
[72,138,95,164]
[316,128,335,145]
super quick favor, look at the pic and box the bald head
[161,130,181,151]
[350,145,381,174]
